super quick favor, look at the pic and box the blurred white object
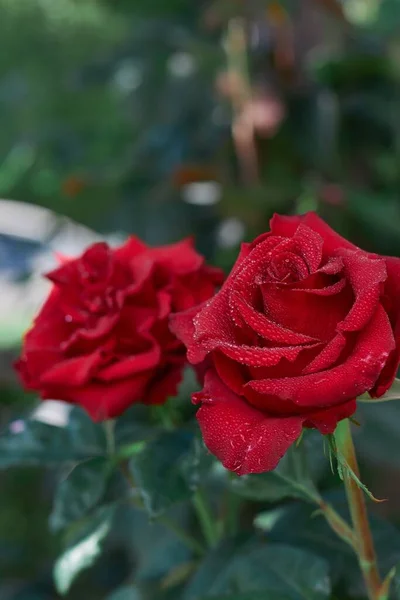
[343,0,379,24]
[182,182,221,206]
[32,400,72,428]
[167,52,196,78]
[113,59,142,92]
[217,217,246,248]
[0,198,102,348]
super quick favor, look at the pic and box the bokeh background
[2,0,400,598]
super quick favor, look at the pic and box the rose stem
[104,419,116,455]
[193,488,219,548]
[335,419,382,600]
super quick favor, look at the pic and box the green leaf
[230,439,321,504]
[182,538,250,600]
[107,585,142,600]
[129,430,204,517]
[114,404,157,451]
[54,506,114,595]
[357,402,400,467]
[266,492,400,597]
[358,378,400,403]
[50,457,111,532]
[198,595,289,600]
[0,406,106,468]
[183,540,330,600]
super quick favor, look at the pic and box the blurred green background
[2,0,400,598]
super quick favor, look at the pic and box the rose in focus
[171,213,400,474]
[15,238,223,421]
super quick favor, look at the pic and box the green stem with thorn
[335,419,382,600]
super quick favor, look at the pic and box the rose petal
[305,399,357,434]
[245,305,395,407]
[230,236,288,303]
[50,375,151,421]
[291,278,346,296]
[337,249,387,332]
[292,223,323,272]
[270,212,358,255]
[40,350,104,386]
[302,332,346,374]
[172,244,251,363]
[371,255,400,396]
[213,351,248,395]
[114,236,148,262]
[169,303,209,363]
[264,251,309,283]
[269,213,303,238]
[280,256,344,294]
[261,279,353,341]
[157,290,172,319]
[218,341,316,367]
[194,290,242,356]
[145,365,184,405]
[63,313,120,353]
[98,343,160,381]
[147,237,203,274]
[232,292,318,344]
[193,370,303,474]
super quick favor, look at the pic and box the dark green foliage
[183,540,331,599]
[129,430,207,517]
[0,407,106,467]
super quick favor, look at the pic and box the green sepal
[328,433,384,503]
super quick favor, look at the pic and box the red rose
[171,213,400,474]
[15,237,223,421]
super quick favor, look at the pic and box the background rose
[15,237,223,421]
[171,212,400,475]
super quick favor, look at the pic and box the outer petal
[193,370,304,475]
[231,293,318,344]
[114,236,148,262]
[48,242,113,289]
[98,342,160,381]
[218,341,318,367]
[145,364,184,405]
[337,249,387,332]
[170,244,251,363]
[169,303,208,363]
[63,313,120,353]
[270,212,358,255]
[213,351,247,395]
[40,350,104,387]
[305,398,357,434]
[302,333,346,374]
[47,375,151,421]
[371,255,400,396]
[146,238,203,274]
[245,305,395,408]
